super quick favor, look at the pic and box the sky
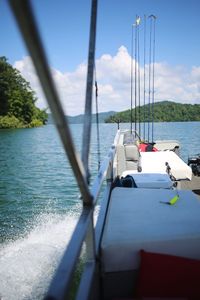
[0,0,200,116]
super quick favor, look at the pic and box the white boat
[9,0,200,299]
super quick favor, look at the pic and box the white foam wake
[0,212,80,300]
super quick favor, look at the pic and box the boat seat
[121,172,173,189]
[123,132,135,144]
[101,187,200,273]
[115,143,140,176]
[124,144,140,170]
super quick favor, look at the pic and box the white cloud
[14,57,46,110]
[14,47,200,116]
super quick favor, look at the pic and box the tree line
[105,101,200,123]
[0,56,47,129]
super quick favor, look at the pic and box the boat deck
[101,186,200,299]
[178,174,200,195]
[100,131,200,299]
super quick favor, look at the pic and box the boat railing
[46,144,116,300]
[8,0,117,298]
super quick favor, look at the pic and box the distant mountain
[105,101,200,123]
[48,111,116,124]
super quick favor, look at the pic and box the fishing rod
[147,15,156,144]
[151,15,156,143]
[143,14,146,141]
[148,15,152,143]
[137,18,141,138]
[134,15,138,137]
[134,15,141,137]
[130,23,134,133]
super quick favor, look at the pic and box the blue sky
[1,0,200,115]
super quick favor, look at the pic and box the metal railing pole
[9,0,92,205]
[82,0,98,186]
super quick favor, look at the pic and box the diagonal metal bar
[9,0,93,205]
[45,207,93,300]
[91,146,115,206]
[45,151,113,299]
[82,0,98,184]
[76,261,96,300]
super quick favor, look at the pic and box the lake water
[0,122,200,299]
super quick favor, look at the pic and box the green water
[0,122,200,299]
[0,125,78,243]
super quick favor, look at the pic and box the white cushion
[155,140,179,151]
[126,161,138,170]
[125,145,139,161]
[101,187,200,272]
[140,151,192,180]
[116,144,126,176]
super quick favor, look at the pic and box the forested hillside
[0,56,47,129]
[48,111,116,124]
[105,101,200,123]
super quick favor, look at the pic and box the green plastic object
[169,195,179,205]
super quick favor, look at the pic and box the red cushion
[139,143,158,152]
[136,250,200,299]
